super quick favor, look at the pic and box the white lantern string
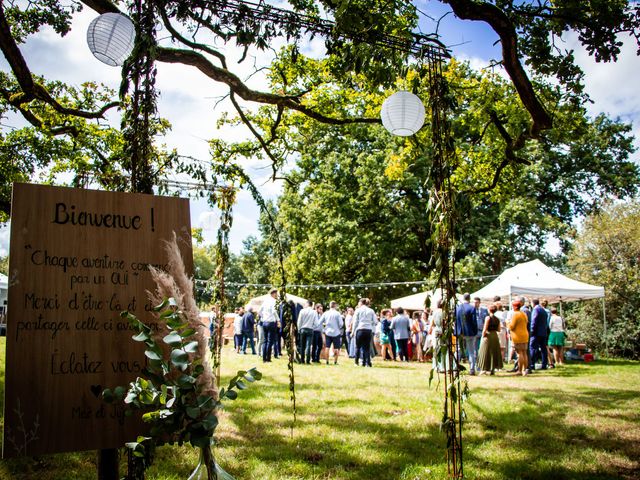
[380,91,425,136]
[87,13,135,66]
[194,274,496,289]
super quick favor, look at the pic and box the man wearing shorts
[321,301,344,365]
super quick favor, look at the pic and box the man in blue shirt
[241,306,256,355]
[528,298,549,372]
[390,307,412,361]
[321,301,344,365]
[456,293,478,375]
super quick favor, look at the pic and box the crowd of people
[226,288,568,376]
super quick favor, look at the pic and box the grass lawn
[1,337,639,479]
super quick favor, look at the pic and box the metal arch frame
[196,0,450,60]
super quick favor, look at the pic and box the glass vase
[188,446,235,480]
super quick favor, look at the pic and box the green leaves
[184,341,199,354]
[170,348,189,369]
[568,200,640,359]
[245,367,262,382]
[125,436,151,458]
[132,331,150,342]
[144,349,162,361]
[163,331,182,347]
[223,389,238,400]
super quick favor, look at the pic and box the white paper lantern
[87,13,135,66]
[380,91,425,136]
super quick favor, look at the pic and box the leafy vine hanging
[205,161,298,425]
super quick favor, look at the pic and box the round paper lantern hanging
[87,13,135,66]
[380,91,425,136]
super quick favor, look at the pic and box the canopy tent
[471,259,604,303]
[472,259,608,350]
[245,292,308,312]
[391,289,463,311]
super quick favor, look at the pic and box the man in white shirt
[233,306,244,354]
[297,300,318,364]
[345,306,356,358]
[351,298,377,367]
[259,288,279,363]
[321,301,344,365]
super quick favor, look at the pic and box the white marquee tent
[471,259,604,303]
[245,292,308,312]
[472,259,608,343]
[0,273,8,308]
[390,289,463,311]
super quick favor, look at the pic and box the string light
[192,274,498,289]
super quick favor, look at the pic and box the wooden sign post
[3,183,193,458]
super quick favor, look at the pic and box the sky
[1,1,639,258]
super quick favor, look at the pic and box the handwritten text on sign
[3,184,192,458]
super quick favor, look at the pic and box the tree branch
[79,0,120,14]
[156,46,380,126]
[0,2,120,131]
[157,6,228,69]
[460,109,532,195]
[0,3,35,95]
[228,91,280,169]
[443,0,553,136]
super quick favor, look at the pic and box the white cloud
[566,33,640,120]
[564,33,640,154]
[457,53,511,81]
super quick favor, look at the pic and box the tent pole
[602,297,607,356]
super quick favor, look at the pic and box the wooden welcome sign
[3,183,193,457]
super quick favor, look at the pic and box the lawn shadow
[223,406,447,480]
[466,385,640,480]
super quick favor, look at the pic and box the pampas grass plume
[148,232,218,400]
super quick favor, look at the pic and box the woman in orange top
[508,300,530,376]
